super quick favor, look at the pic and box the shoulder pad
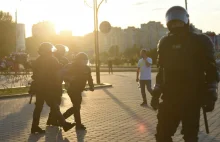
[157,35,169,50]
[197,34,214,48]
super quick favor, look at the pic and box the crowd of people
[0,52,31,72]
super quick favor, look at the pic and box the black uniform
[46,56,69,126]
[62,62,94,127]
[108,59,113,74]
[31,55,73,132]
[154,31,218,142]
[56,56,69,66]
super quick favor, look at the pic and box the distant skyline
[1,0,220,37]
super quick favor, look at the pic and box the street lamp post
[185,0,188,10]
[86,0,105,84]
[93,0,100,84]
[15,0,22,52]
[84,0,108,84]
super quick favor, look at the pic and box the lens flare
[138,123,146,133]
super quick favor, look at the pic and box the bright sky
[1,0,220,37]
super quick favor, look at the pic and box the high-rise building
[85,21,169,53]
[16,23,26,51]
[140,21,168,49]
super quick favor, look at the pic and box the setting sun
[17,0,95,36]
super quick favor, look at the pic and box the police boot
[62,122,76,132]
[31,126,45,134]
[63,107,74,119]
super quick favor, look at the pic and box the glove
[151,84,162,97]
[203,83,218,112]
[150,84,162,110]
[203,101,215,112]
[28,81,37,94]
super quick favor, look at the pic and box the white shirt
[137,57,152,80]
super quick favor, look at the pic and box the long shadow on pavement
[0,99,49,142]
[102,89,154,131]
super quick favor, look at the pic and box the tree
[26,21,77,56]
[123,44,141,59]
[25,37,41,56]
[99,51,109,63]
[32,21,56,39]
[108,45,120,57]
[148,48,157,65]
[0,11,15,58]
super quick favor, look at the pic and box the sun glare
[17,0,95,37]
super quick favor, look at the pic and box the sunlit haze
[1,0,220,37]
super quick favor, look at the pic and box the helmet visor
[166,9,189,24]
[51,46,57,53]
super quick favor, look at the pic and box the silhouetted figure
[54,44,69,66]
[30,42,75,134]
[62,52,94,130]
[46,44,70,126]
[151,6,218,142]
[136,49,153,106]
[108,58,113,74]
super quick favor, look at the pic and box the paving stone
[0,72,219,142]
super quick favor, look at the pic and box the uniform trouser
[140,80,152,102]
[47,96,62,123]
[32,93,65,127]
[108,66,113,74]
[63,91,82,125]
[155,101,201,142]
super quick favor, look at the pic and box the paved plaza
[0,72,220,142]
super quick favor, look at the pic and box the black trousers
[47,96,62,124]
[156,101,201,142]
[140,80,152,102]
[32,93,65,127]
[63,90,82,125]
[108,66,113,74]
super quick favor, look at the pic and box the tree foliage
[0,11,15,58]
[108,45,119,57]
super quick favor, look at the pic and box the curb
[91,69,158,72]
[0,83,113,99]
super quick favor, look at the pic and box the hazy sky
[1,0,220,37]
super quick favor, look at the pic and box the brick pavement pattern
[0,72,220,142]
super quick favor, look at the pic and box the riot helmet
[74,52,89,66]
[54,44,69,57]
[38,42,56,56]
[166,6,189,33]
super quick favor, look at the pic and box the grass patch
[0,87,29,96]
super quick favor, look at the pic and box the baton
[29,93,33,104]
[202,107,209,134]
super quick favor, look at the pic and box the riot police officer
[30,42,75,134]
[46,44,69,126]
[62,52,94,130]
[151,6,218,142]
[54,44,69,66]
